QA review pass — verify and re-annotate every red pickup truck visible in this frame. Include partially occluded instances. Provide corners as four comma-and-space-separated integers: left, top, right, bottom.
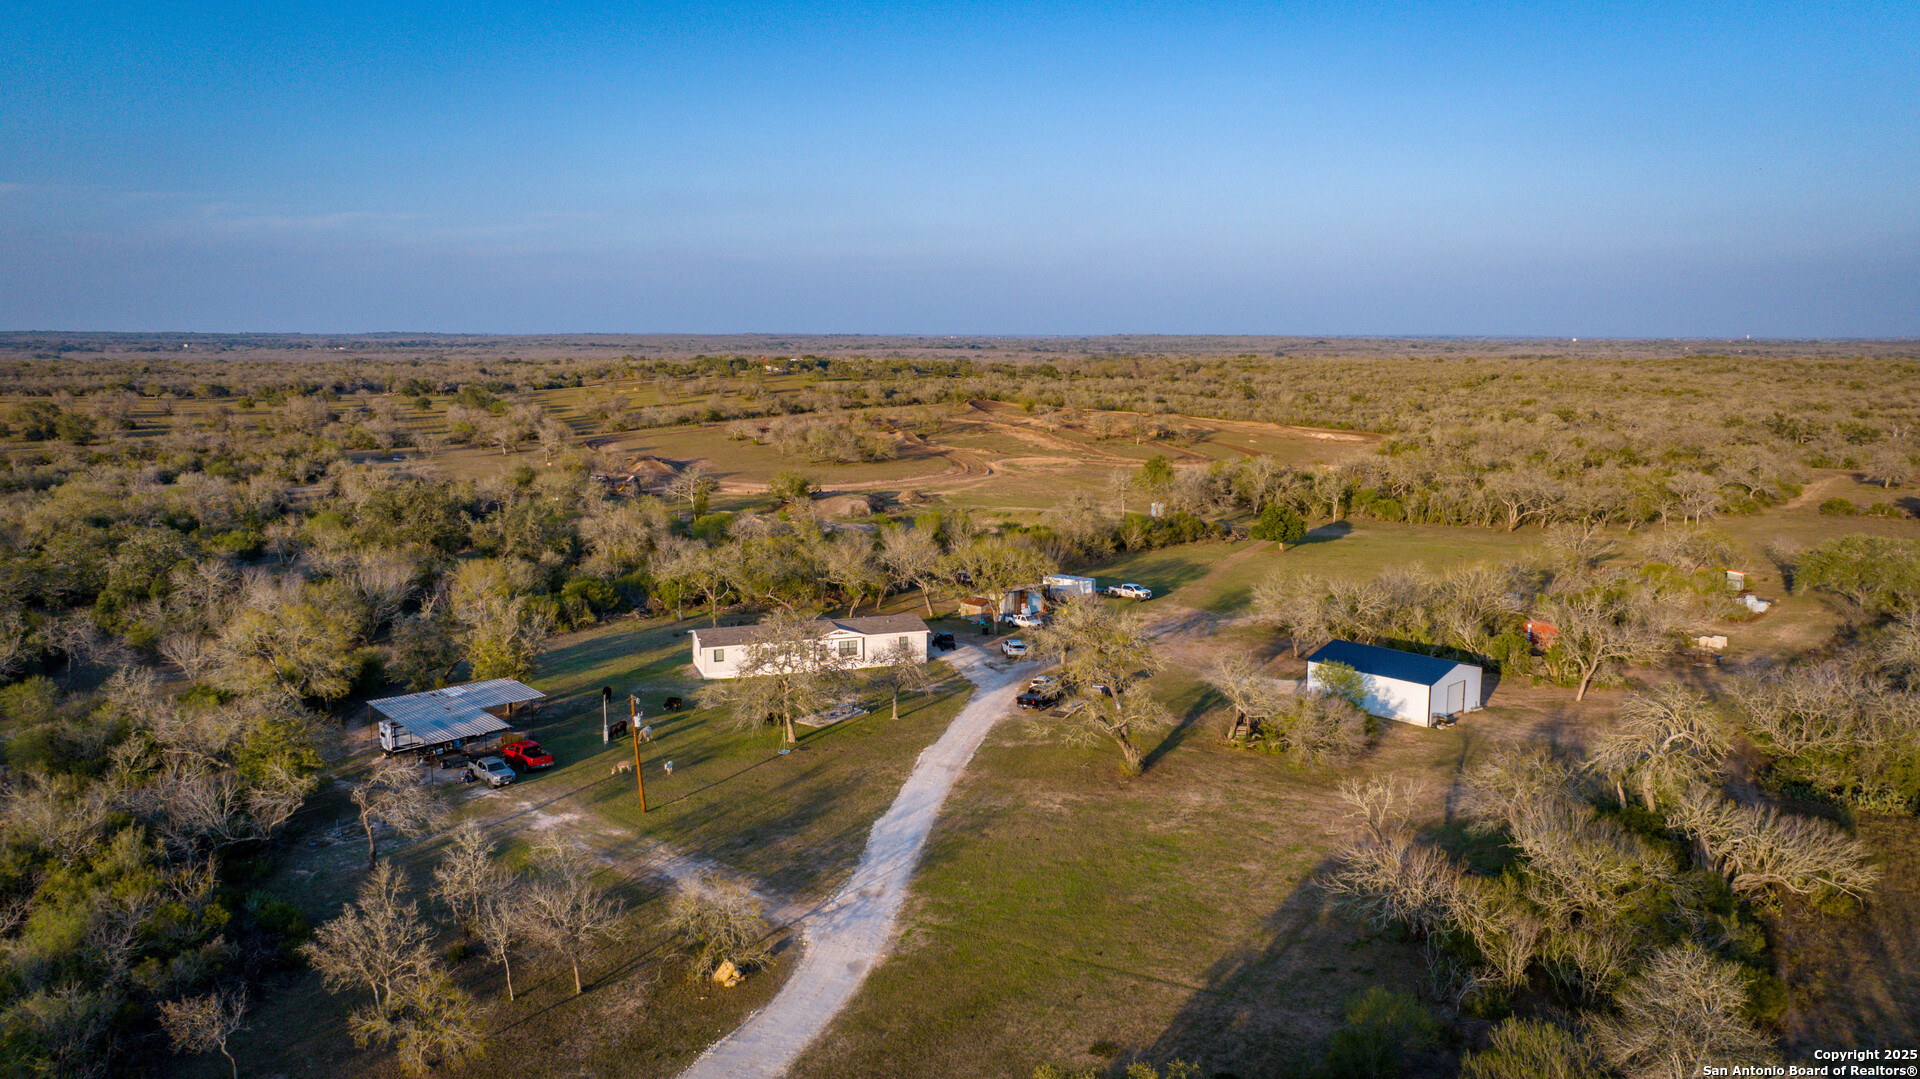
499, 739, 554, 770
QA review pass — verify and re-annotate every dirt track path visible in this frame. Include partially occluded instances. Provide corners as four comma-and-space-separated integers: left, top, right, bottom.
676, 644, 1032, 1079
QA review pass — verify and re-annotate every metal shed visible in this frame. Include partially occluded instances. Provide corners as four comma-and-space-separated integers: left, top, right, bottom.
1306, 640, 1483, 727
368, 678, 546, 753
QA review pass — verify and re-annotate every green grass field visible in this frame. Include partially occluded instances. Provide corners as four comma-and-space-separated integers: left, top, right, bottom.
788, 669, 1475, 1079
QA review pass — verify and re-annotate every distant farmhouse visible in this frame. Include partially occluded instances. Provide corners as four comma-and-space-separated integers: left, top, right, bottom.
1306, 640, 1483, 727
691, 614, 930, 679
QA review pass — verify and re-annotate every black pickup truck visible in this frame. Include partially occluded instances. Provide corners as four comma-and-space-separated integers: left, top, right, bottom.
1015, 688, 1060, 710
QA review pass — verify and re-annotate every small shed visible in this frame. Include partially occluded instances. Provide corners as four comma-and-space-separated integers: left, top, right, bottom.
369, 678, 547, 753
1306, 640, 1483, 727
998, 586, 1045, 617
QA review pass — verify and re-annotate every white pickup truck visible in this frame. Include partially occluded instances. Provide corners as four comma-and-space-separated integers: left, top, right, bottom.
1105, 583, 1153, 599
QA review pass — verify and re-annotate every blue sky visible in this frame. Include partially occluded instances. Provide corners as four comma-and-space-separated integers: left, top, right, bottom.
3, 1, 1915, 335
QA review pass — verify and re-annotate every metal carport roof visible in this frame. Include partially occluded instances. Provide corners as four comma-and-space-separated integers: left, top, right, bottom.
369, 679, 546, 751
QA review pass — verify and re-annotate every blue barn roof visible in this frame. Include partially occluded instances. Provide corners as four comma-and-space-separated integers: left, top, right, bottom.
1306, 640, 1464, 686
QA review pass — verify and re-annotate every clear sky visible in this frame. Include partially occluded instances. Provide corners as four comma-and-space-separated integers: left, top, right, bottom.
3, 1, 1915, 335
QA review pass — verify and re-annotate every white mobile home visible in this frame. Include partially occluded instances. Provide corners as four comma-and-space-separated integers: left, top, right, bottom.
1306, 640, 1483, 727
691, 614, 930, 679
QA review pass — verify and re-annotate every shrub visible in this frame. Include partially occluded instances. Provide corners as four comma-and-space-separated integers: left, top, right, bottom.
1460, 1019, 1601, 1079
1817, 497, 1859, 516
1321, 987, 1438, 1079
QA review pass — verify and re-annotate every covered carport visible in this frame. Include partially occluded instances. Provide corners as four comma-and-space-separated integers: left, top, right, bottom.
367, 678, 546, 754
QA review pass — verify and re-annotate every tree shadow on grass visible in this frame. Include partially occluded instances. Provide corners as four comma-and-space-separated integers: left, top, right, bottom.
1293, 520, 1353, 546
1127, 856, 1449, 1079
1139, 684, 1222, 774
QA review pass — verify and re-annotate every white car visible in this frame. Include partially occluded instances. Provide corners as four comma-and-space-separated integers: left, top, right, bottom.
1028, 673, 1062, 692
1106, 583, 1153, 599
1007, 612, 1045, 629
1000, 638, 1029, 658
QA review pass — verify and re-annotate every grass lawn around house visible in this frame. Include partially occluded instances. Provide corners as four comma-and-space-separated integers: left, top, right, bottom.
787, 668, 1482, 1079
507, 615, 978, 899
216, 610, 980, 1079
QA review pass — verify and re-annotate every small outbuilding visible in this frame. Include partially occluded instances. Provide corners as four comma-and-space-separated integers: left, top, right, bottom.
1306, 640, 1483, 727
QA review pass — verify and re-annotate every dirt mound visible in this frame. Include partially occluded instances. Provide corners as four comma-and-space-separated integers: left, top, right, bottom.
628, 455, 677, 478
813, 493, 876, 518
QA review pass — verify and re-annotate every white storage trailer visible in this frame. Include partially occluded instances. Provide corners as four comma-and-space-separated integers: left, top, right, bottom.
1043, 574, 1097, 599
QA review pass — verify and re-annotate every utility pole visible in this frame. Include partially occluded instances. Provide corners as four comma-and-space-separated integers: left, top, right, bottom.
629, 694, 647, 812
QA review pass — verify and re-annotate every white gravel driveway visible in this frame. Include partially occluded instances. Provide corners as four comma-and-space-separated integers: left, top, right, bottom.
677, 643, 1032, 1079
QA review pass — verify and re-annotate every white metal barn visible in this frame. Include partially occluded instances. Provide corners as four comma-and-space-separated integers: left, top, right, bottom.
691, 613, 930, 679
1305, 640, 1483, 727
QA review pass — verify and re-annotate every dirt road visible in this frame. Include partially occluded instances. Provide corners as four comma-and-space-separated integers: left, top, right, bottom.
676, 644, 1033, 1079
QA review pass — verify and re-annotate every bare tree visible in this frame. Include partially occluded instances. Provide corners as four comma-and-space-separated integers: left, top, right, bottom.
867, 638, 935, 720
1667, 786, 1880, 899
1667, 472, 1724, 525
665, 465, 717, 518
1588, 944, 1776, 1078
1205, 651, 1290, 741
159, 633, 216, 680
1585, 686, 1729, 811
343, 552, 420, 638
698, 609, 854, 743
1277, 690, 1370, 766
303, 861, 438, 1016
822, 531, 883, 616
350, 757, 443, 869
431, 822, 507, 936
880, 526, 945, 617
475, 885, 531, 1000
664, 875, 775, 981
1337, 776, 1421, 844
48, 613, 105, 689
1030, 598, 1172, 774
1542, 589, 1670, 701
523, 842, 625, 995
1251, 572, 1336, 657
159, 986, 248, 1079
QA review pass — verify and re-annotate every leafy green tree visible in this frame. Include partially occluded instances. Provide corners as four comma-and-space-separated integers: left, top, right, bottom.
1797, 535, 1920, 618
766, 470, 813, 507
213, 584, 362, 702
1311, 659, 1365, 712
1249, 503, 1307, 547
1320, 987, 1439, 1079
1137, 454, 1175, 492
461, 594, 553, 683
